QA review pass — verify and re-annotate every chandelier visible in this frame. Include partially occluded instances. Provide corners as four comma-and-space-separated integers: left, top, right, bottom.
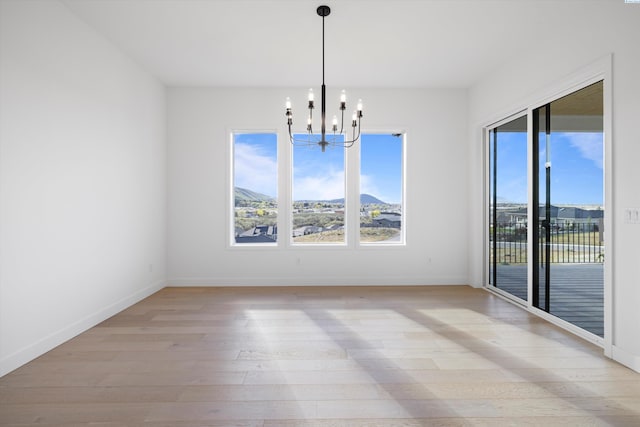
285, 5, 363, 152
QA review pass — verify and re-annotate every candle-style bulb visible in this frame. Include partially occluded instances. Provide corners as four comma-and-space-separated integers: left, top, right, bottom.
357, 99, 363, 112
339, 90, 347, 110
308, 89, 315, 109
285, 97, 291, 109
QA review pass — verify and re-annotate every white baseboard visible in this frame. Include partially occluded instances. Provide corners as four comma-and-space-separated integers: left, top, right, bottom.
612, 345, 640, 373
165, 276, 469, 287
0, 279, 166, 377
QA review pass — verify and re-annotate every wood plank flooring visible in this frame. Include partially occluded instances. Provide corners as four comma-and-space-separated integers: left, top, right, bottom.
1, 286, 639, 426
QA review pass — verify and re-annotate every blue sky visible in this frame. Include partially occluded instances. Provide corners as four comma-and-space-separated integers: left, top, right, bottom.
360, 134, 402, 204
494, 131, 603, 205
293, 136, 345, 201
235, 133, 403, 204
233, 133, 277, 197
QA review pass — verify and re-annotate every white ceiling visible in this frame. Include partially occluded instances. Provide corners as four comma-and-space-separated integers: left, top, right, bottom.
61, 0, 600, 88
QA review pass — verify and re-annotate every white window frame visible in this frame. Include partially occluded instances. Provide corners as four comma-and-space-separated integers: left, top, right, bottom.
358, 132, 407, 247
228, 130, 408, 250
228, 130, 279, 248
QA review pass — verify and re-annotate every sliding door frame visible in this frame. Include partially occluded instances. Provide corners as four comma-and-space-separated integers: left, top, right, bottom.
482, 55, 613, 356
484, 111, 528, 306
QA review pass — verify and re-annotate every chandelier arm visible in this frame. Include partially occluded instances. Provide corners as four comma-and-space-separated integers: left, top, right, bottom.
290, 129, 323, 146
342, 118, 362, 145
354, 118, 362, 141
288, 126, 297, 144
338, 108, 345, 135
323, 133, 343, 144
344, 140, 357, 148
320, 129, 360, 148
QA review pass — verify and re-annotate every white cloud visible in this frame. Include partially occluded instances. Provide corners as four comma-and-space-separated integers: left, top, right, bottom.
565, 132, 603, 169
234, 143, 277, 196
360, 173, 393, 202
293, 169, 344, 200
360, 173, 379, 196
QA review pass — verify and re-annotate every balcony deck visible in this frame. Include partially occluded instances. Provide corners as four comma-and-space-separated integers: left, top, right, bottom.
491, 263, 604, 337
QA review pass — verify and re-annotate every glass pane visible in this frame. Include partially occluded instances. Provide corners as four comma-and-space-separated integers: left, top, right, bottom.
489, 115, 528, 301
292, 135, 345, 244
232, 132, 278, 244
533, 81, 604, 337
360, 133, 403, 244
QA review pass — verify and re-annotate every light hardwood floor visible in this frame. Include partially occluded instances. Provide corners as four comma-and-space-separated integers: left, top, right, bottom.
1, 286, 639, 426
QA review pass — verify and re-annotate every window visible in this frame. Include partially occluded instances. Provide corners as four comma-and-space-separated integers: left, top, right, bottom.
229, 131, 406, 248
291, 135, 345, 244
360, 133, 404, 244
231, 132, 278, 245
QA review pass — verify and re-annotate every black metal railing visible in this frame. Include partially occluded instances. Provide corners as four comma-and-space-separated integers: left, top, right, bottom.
490, 222, 604, 264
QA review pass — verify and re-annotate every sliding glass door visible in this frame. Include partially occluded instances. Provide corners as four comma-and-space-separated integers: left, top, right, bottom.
487, 81, 605, 338
488, 115, 528, 302
532, 81, 604, 337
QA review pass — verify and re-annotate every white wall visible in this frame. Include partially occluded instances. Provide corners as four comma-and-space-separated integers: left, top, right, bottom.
467, 1, 640, 371
167, 87, 468, 286
6, 0, 633, 378
0, 1, 166, 376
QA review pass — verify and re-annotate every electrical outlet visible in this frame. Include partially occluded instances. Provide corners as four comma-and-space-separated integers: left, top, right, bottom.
624, 208, 640, 224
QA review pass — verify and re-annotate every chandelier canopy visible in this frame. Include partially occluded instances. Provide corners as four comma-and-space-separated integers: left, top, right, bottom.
285, 5, 363, 152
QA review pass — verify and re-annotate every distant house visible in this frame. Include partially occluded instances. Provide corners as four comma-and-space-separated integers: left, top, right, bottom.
373, 213, 401, 229
324, 224, 343, 231
495, 205, 604, 228
292, 225, 323, 237
236, 225, 277, 243
557, 207, 603, 223
495, 208, 528, 225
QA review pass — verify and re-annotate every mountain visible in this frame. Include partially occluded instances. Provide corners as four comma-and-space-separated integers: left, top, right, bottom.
234, 187, 275, 202
323, 194, 387, 205
360, 194, 387, 205
237, 187, 387, 205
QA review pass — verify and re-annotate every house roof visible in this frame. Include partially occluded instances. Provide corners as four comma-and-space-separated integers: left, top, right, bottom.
235, 235, 276, 243
375, 214, 402, 223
